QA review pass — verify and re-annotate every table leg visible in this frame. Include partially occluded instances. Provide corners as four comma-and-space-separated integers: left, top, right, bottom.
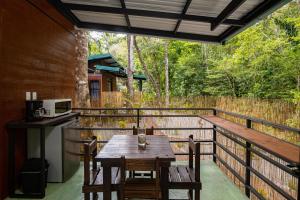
8, 129, 15, 196
40, 128, 45, 197
103, 163, 112, 200
161, 165, 169, 200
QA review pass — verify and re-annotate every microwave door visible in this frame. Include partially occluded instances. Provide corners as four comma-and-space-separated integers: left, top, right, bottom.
55, 101, 71, 115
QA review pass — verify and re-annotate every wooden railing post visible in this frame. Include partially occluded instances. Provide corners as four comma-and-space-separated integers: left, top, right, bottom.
245, 119, 252, 197
297, 167, 300, 200
213, 109, 217, 163
137, 108, 140, 128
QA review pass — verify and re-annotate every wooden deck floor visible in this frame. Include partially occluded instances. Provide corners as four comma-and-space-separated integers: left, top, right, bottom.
6, 161, 248, 200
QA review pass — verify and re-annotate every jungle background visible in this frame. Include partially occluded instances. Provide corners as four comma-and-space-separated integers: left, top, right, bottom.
81, 2, 300, 199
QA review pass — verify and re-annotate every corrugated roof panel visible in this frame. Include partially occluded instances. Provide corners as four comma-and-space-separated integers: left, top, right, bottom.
229, 0, 264, 19
61, 0, 121, 8
72, 11, 127, 26
178, 21, 229, 36
129, 16, 177, 31
187, 0, 231, 17
125, 0, 186, 14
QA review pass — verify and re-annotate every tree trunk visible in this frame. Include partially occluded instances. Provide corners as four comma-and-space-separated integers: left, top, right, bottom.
74, 30, 90, 108
133, 36, 161, 100
127, 34, 134, 100
164, 41, 170, 106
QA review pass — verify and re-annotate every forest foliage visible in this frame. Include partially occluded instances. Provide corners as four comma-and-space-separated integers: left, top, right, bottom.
88, 2, 300, 102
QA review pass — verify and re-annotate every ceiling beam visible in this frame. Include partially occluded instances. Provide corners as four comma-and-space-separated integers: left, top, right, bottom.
48, 0, 81, 24
174, 0, 192, 33
77, 22, 220, 43
211, 0, 247, 31
119, 0, 131, 29
63, 3, 244, 27
219, 0, 289, 42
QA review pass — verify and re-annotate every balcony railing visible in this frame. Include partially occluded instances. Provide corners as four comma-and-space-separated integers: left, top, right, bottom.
69, 107, 300, 200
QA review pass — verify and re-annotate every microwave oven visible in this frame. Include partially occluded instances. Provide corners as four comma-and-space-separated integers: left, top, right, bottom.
43, 99, 72, 118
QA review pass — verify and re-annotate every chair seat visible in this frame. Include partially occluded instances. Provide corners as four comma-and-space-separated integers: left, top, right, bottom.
168, 166, 202, 189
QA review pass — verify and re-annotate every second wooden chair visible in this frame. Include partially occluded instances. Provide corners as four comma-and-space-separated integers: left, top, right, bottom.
168, 135, 202, 200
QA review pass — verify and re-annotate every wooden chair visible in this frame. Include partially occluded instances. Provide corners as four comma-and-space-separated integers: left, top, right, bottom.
132, 126, 154, 178
133, 126, 154, 135
125, 157, 161, 199
168, 135, 202, 200
82, 136, 126, 200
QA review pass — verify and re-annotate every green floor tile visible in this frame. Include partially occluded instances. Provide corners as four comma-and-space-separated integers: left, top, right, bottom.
6, 160, 248, 200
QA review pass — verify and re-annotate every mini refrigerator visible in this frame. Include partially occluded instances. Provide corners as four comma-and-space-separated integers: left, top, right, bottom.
27, 119, 80, 182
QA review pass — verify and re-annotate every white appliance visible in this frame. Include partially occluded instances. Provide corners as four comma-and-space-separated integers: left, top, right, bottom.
27, 120, 80, 182
43, 99, 72, 118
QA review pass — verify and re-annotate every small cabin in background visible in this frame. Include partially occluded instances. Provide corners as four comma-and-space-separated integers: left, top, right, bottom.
88, 53, 146, 106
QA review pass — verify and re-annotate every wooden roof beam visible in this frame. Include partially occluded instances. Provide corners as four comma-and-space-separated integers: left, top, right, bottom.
211, 0, 247, 31
119, 0, 131, 29
174, 0, 192, 33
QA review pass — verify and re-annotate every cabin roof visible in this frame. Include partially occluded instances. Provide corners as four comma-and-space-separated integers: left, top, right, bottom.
88, 54, 147, 80
88, 53, 123, 69
49, 0, 291, 43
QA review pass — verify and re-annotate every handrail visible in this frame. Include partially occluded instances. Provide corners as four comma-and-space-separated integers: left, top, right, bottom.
215, 108, 300, 133
70, 107, 299, 200
73, 107, 215, 111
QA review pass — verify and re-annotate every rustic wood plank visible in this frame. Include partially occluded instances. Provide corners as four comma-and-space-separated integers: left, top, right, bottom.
96, 135, 175, 162
177, 166, 191, 183
169, 166, 181, 183
200, 115, 300, 165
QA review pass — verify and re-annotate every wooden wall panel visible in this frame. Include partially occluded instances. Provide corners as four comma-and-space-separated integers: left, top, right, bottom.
0, 0, 77, 199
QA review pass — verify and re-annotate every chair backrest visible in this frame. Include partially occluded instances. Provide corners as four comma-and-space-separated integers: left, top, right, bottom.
83, 136, 126, 186
83, 136, 98, 185
188, 135, 200, 182
133, 126, 154, 135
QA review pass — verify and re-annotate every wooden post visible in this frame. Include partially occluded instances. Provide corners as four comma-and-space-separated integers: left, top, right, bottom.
138, 80, 143, 92
245, 119, 252, 198
213, 125, 217, 163
213, 109, 217, 163
137, 108, 140, 128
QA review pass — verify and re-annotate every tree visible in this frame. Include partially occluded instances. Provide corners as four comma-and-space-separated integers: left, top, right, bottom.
133, 36, 162, 100
164, 40, 170, 106
127, 34, 134, 99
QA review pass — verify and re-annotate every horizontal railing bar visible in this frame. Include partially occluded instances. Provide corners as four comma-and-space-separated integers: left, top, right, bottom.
245, 185, 266, 200
73, 107, 215, 111
215, 108, 300, 133
73, 107, 299, 133
216, 129, 299, 175
249, 147, 298, 177
216, 141, 296, 200
66, 127, 213, 131
170, 140, 213, 143
79, 114, 200, 118
215, 141, 246, 165
154, 127, 213, 130
215, 129, 246, 147
215, 127, 296, 165
249, 167, 296, 200
67, 139, 213, 144
175, 152, 213, 155
215, 154, 245, 183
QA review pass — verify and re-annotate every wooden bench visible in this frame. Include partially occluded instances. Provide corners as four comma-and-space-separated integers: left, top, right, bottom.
200, 115, 300, 165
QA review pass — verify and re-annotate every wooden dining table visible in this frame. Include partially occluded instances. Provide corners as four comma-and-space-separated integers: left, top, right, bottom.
96, 135, 176, 200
